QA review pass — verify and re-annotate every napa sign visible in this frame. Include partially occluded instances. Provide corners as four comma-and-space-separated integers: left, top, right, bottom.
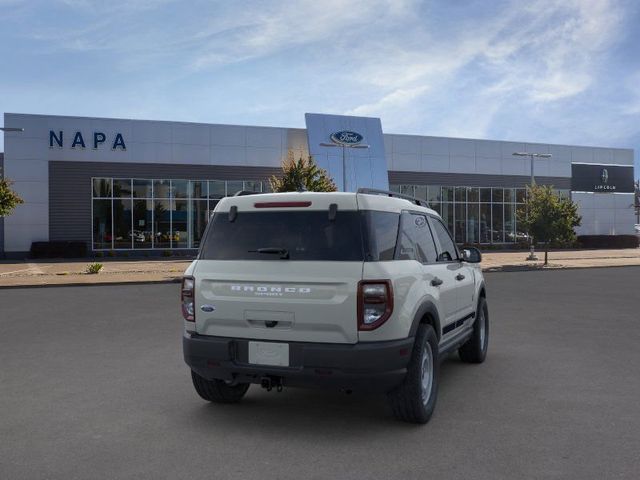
49, 130, 127, 150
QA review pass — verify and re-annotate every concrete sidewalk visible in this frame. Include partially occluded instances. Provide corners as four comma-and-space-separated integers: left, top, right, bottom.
1, 249, 639, 287
0, 259, 191, 287
481, 248, 640, 271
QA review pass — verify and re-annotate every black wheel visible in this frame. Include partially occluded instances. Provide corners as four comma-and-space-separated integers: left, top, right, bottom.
387, 324, 439, 424
459, 297, 489, 363
190, 370, 250, 403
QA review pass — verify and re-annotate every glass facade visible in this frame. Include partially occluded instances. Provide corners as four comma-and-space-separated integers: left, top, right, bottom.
91, 178, 266, 250
92, 177, 570, 249
391, 184, 570, 244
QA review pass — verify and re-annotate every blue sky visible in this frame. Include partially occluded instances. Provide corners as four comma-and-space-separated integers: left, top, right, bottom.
1, 0, 639, 179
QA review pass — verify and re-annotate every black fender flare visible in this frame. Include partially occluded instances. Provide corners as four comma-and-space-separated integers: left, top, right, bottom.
477, 280, 487, 301
408, 301, 442, 340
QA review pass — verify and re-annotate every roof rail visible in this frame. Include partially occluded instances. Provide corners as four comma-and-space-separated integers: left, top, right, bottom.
233, 190, 259, 196
357, 188, 430, 208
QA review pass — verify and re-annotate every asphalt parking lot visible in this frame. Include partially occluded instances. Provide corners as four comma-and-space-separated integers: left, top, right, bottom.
1, 267, 639, 480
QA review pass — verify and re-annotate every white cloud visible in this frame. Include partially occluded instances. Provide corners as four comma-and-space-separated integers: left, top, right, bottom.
345, 85, 429, 116
483, 0, 623, 102
346, 0, 627, 138
2, 0, 636, 157
189, 0, 420, 70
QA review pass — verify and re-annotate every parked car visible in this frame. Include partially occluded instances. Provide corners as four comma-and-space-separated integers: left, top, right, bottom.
507, 231, 530, 242
181, 189, 488, 423
128, 230, 146, 242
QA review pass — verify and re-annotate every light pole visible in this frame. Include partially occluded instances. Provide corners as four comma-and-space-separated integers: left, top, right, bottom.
320, 142, 370, 191
512, 151, 552, 261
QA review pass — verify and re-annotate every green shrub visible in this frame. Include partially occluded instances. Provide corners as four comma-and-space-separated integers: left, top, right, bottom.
0, 177, 24, 217
86, 263, 103, 274
162, 250, 172, 257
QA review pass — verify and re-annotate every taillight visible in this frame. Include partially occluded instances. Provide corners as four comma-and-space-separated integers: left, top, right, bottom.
358, 280, 393, 331
181, 276, 195, 322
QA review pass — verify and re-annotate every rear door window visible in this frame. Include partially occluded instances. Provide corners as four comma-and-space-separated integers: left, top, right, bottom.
200, 210, 364, 261
360, 211, 400, 261
430, 218, 458, 262
396, 212, 438, 263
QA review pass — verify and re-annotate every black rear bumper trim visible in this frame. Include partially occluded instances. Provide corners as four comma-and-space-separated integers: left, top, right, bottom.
183, 333, 414, 392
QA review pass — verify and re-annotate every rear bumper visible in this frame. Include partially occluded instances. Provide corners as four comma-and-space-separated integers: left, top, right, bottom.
183, 332, 414, 392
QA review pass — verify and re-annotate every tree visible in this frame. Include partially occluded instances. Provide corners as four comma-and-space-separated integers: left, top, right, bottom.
0, 178, 24, 217
269, 152, 337, 193
517, 185, 581, 265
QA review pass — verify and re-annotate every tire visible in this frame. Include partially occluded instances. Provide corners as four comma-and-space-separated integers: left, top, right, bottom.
190, 370, 250, 404
387, 324, 439, 424
458, 297, 489, 364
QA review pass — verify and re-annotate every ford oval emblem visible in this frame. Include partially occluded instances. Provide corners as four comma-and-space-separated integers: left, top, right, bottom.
200, 305, 215, 312
330, 130, 363, 146
414, 216, 427, 228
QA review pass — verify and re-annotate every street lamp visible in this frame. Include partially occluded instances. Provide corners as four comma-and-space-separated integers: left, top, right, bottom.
512, 151, 553, 261
320, 142, 370, 191
512, 151, 552, 186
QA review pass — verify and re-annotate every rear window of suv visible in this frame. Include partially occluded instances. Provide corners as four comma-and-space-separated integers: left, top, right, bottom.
199, 210, 401, 262
200, 211, 365, 261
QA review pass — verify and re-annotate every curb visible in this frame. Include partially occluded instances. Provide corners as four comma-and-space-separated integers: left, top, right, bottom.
482, 263, 640, 273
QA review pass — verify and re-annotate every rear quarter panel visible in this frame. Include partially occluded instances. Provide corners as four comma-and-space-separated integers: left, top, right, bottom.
359, 260, 444, 342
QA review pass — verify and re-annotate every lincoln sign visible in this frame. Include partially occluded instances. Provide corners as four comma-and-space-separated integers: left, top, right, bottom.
571, 163, 634, 193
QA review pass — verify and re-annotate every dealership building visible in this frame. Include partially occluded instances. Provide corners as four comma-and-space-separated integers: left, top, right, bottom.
0, 112, 636, 258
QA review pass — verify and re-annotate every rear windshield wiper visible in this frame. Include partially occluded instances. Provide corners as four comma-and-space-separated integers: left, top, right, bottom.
248, 247, 290, 259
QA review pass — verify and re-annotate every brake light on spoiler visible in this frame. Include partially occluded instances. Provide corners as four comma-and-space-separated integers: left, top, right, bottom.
254, 201, 312, 208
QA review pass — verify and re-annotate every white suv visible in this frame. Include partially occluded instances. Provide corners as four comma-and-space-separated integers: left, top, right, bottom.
182, 189, 488, 423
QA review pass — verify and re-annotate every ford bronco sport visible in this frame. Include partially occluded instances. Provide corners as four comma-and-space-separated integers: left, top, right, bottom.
182, 189, 488, 423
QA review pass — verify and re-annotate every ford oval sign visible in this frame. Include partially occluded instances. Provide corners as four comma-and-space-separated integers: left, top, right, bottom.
330, 130, 364, 146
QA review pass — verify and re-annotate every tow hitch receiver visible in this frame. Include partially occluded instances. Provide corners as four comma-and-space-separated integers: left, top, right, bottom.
260, 376, 284, 392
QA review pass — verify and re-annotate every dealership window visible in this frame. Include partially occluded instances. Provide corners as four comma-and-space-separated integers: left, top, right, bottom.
133, 200, 153, 249
154, 200, 171, 249
390, 184, 539, 244
92, 199, 112, 249
113, 198, 133, 249
93, 178, 112, 197
91, 178, 268, 250
226, 181, 243, 195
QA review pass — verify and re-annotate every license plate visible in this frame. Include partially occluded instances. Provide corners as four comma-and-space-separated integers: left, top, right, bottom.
248, 341, 289, 367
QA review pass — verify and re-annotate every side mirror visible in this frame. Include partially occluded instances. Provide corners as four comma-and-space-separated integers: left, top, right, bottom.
462, 247, 482, 263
